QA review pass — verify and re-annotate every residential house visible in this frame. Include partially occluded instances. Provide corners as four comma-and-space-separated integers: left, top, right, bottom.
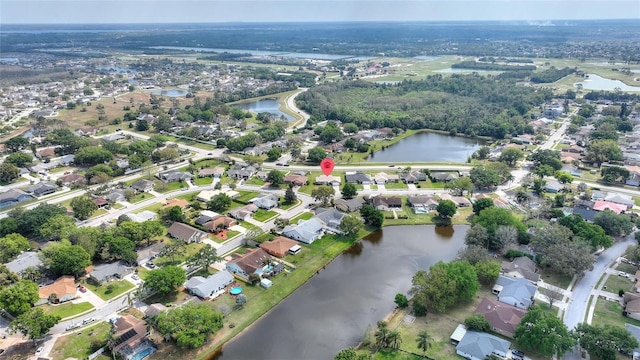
439, 193, 472, 207
6, 251, 43, 276
260, 237, 298, 258
60, 173, 87, 186
131, 179, 155, 193
591, 190, 634, 208
111, 315, 156, 360
144, 303, 168, 318
315, 208, 346, 233
251, 193, 279, 210
92, 197, 109, 208
156, 170, 193, 183
593, 200, 626, 214
202, 216, 237, 232
228, 204, 258, 221
74, 127, 98, 137
474, 297, 526, 338
128, 211, 158, 223
314, 174, 341, 186
544, 179, 565, 193
36, 147, 56, 159
571, 207, 599, 222
282, 218, 324, 244
136, 242, 165, 266
27, 181, 57, 197
283, 173, 307, 186
167, 222, 208, 244
226, 164, 257, 180
407, 195, 439, 214
101, 133, 125, 142
105, 189, 127, 203
345, 172, 371, 184
492, 275, 537, 310
198, 167, 225, 178
501, 256, 540, 283
370, 195, 402, 211
334, 197, 366, 212
401, 171, 427, 184
225, 248, 272, 280
184, 271, 234, 299
254, 170, 270, 181
89, 261, 133, 283
453, 326, 511, 360
431, 172, 457, 182
195, 210, 221, 226
624, 293, 640, 321
36, 275, 76, 305
0, 189, 34, 208
195, 189, 239, 202
373, 172, 399, 185
163, 198, 189, 210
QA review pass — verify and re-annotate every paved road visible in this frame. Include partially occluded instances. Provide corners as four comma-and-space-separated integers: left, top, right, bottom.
284, 88, 309, 131
561, 233, 635, 360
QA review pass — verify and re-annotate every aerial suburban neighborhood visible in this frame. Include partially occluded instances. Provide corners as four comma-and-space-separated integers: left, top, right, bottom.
0, 13, 640, 360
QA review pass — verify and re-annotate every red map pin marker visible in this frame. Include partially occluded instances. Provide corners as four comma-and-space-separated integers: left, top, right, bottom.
320, 158, 335, 176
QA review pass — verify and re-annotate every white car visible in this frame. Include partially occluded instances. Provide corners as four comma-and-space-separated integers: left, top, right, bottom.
619, 272, 630, 278
35, 346, 43, 355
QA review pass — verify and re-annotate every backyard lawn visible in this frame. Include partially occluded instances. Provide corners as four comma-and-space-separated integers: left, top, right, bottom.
279, 198, 301, 210
253, 209, 278, 222
537, 268, 573, 289
42, 302, 94, 320
245, 177, 265, 186
49, 321, 111, 360
593, 298, 640, 329
84, 280, 135, 301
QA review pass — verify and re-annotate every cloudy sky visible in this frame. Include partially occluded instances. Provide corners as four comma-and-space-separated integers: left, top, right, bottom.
1, 0, 638, 24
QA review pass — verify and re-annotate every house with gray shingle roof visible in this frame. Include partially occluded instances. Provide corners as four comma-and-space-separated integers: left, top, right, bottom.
6, 251, 42, 276
0, 189, 34, 208
156, 170, 193, 183
455, 328, 511, 360
185, 271, 234, 299
167, 222, 208, 243
345, 172, 371, 184
282, 218, 324, 244
493, 275, 537, 310
314, 208, 346, 233
89, 261, 133, 283
501, 256, 540, 284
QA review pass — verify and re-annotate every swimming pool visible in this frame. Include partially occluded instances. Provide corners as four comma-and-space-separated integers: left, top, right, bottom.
230, 286, 242, 295
131, 346, 155, 360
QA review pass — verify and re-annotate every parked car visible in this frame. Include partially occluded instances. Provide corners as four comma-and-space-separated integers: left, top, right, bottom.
78, 286, 87, 293
511, 349, 524, 359
619, 271, 630, 278
35, 346, 43, 355
82, 317, 95, 325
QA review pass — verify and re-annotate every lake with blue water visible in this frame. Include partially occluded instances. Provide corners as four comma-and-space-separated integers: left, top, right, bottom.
574, 74, 640, 92
151, 89, 189, 97
369, 132, 481, 163
235, 99, 294, 121
211, 225, 467, 360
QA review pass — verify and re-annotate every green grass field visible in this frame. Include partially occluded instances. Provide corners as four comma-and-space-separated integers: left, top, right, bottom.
84, 280, 135, 301
49, 322, 111, 360
289, 212, 313, 224
253, 209, 279, 222
41, 301, 94, 319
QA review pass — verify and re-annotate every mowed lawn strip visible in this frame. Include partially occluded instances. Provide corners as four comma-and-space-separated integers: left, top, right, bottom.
42, 302, 94, 319
50, 321, 111, 360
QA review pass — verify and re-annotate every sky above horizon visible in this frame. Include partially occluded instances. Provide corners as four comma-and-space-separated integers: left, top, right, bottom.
2, 0, 639, 24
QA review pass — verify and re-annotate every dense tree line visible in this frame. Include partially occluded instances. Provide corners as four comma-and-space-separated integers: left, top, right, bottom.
297, 75, 553, 138
584, 90, 640, 102
529, 66, 576, 83
451, 60, 536, 71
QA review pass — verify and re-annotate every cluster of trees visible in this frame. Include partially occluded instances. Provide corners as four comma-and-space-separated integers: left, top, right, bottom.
469, 162, 513, 189
529, 66, 576, 83
409, 260, 479, 314
451, 60, 536, 71
153, 302, 224, 348
297, 75, 553, 139
360, 204, 384, 228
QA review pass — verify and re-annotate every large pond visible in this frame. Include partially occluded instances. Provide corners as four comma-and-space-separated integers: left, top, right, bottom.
235, 99, 295, 121
574, 74, 640, 92
370, 132, 482, 163
212, 225, 468, 360
151, 89, 189, 97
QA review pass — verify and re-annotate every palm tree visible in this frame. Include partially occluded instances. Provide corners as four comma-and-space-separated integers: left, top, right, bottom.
388, 330, 402, 349
106, 326, 117, 360
374, 327, 390, 349
416, 330, 432, 358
